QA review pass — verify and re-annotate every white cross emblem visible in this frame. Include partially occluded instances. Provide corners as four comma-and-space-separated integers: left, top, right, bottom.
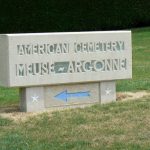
105, 88, 111, 95
31, 94, 39, 102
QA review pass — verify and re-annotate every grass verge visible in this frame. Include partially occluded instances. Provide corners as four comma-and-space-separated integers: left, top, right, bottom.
0, 96, 150, 150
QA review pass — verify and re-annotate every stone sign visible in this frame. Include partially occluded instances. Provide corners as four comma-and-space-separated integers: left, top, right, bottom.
0, 31, 132, 112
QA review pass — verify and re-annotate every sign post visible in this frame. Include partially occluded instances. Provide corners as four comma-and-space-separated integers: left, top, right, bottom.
0, 31, 132, 112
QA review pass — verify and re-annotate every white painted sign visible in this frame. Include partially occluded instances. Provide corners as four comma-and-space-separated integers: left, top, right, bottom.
0, 31, 132, 87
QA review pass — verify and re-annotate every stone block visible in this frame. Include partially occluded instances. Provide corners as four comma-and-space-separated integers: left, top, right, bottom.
100, 81, 116, 104
20, 87, 45, 112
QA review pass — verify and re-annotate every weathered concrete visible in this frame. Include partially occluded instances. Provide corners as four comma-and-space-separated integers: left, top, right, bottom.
100, 81, 116, 104
20, 82, 117, 112
45, 83, 99, 107
0, 31, 132, 112
20, 87, 45, 112
0, 31, 132, 87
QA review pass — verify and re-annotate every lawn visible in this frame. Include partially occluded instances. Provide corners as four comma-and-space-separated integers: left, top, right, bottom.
0, 96, 150, 150
117, 27, 150, 91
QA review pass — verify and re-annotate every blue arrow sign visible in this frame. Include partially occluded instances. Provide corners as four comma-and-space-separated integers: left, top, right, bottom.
55, 90, 90, 102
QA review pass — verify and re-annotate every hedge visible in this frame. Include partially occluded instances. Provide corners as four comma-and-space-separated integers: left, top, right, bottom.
0, 0, 150, 33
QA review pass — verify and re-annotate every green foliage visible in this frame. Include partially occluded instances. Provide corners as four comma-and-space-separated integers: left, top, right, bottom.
0, 0, 150, 33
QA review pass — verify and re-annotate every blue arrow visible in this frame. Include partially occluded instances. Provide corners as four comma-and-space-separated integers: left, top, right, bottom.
55, 90, 90, 102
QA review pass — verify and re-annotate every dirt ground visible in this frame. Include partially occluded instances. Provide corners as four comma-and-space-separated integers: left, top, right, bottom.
0, 91, 150, 122
117, 91, 150, 101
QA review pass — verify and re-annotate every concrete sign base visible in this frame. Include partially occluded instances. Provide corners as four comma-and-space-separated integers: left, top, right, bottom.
100, 81, 116, 104
20, 81, 116, 112
20, 87, 45, 112
0, 31, 132, 112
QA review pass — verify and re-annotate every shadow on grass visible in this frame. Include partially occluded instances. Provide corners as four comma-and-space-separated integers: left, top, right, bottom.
0, 105, 20, 113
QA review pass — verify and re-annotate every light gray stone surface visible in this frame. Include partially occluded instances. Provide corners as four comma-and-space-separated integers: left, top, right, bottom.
0, 35, 9, 86
100, 81, 116, 104
44, 83, 99, 107
20, 87, 45, 112
0, 31, 132, 112
0, 31, 132, 87
20, 82, 117, 112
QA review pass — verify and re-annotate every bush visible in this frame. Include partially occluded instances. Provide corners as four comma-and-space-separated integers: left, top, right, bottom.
0, 0, 150, 33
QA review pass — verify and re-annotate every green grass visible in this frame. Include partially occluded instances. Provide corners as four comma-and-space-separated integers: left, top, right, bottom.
0, 87, 18, 107
0, 96, 150, 150
117, 27, 150, 91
